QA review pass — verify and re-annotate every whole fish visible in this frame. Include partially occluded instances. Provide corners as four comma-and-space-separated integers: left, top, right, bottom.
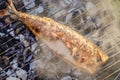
8, 0, 109, 74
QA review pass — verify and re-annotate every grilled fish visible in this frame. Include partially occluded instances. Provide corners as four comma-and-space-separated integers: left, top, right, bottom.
8, 0, 109, 74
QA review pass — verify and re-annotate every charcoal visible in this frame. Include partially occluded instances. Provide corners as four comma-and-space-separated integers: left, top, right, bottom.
34, 77, 44, 80
23, 49, 33, 63
9, 14, 18, 21
22, 0, 35, 10
0, 0, 7, 10
6, 69, 17, 77
10, 58, 18, 70
15, 25, 25, 35
7, 27, 13, 33
5, 17, 11, 24
31, 43, 38, 51
24, 54, 33, 63
0, 67, 6, 78
95, 41, 102, 46
61, 76, 72, 80
17, 56, 24, 67
13, 0, 26, 12
16, 42, 25, 50
18, 63, 22, 68
12, 38, 20, 44
18, 34, 25, 41
0, 3, 37, 79
11, 62, 18, 70
0, 36, 7, 44
0, 56, 4, 65
6, 76, 20, 80
86, 2, 97, 17
0, 21, 5, 30
2, 56, 10, 65
91, 17, 102, 29
0, 44, 9, 53
4, 34, 12, 40
0, 27, 7, 34
0, 72, 6, 79
28, 69, 35, 80
23, 28, 36, 43
16, 68, 27, 80
23, 40, 30, 47
0, 33, 5, 38
10, 57, 17, 65
0, 63, 6, 70
11, 21, 22, 30
6, 69, 13, 76
6, 40, 18, 48
5, 48, 16, 57
29, 61, 36, 71
22, 63, 30, 71
35, 0, 43, 7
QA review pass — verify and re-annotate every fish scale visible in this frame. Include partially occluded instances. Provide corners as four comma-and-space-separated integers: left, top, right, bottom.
8, 0, 109, 74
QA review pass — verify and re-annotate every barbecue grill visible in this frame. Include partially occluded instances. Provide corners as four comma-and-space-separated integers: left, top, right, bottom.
0, 0, 120, 80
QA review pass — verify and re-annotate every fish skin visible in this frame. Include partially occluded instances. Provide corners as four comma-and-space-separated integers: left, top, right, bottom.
8, 0, 109, 74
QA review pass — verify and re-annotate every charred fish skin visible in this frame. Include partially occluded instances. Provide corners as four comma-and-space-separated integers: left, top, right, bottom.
8, 0, 109, 74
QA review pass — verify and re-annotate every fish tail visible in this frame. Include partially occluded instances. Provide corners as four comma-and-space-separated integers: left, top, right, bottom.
8, 0, 18, 14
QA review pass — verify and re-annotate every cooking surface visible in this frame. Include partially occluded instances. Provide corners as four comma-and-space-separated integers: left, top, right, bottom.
0, 0, 120, 80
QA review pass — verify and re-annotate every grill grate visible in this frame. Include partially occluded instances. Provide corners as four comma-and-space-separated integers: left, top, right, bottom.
0, 1, 37, 79
0, 0, 120, 80
0, 20, 37, 80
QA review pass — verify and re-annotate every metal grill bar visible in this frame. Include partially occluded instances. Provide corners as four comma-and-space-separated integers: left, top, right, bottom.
72, 2, 101, 21
0, 19, 34, 80
0, 29, 25, 47
99, 55, 119, 71
42, 1, 119, 79
1, 60, 33, 80
42, 0, 120, 80
0, 1, 37, 80
50, 3, 73, 17
75, 14, 113, 29
102, 68, 120, 80
0, 40, 24, 55
96, 59, 120, 76
114, 72, 120, 80
0, 42, 34, 72
0, 0, 120, 80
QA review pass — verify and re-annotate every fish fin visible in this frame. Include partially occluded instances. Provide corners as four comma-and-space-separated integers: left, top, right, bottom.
8, 0, 18, 14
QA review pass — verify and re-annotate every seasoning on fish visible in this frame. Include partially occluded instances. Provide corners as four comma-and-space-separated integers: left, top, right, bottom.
8, 0, 109, 74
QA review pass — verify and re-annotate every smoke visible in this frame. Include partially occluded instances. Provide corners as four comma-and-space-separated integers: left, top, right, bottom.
33, 0, 120, 79
102, 0, 120, 29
